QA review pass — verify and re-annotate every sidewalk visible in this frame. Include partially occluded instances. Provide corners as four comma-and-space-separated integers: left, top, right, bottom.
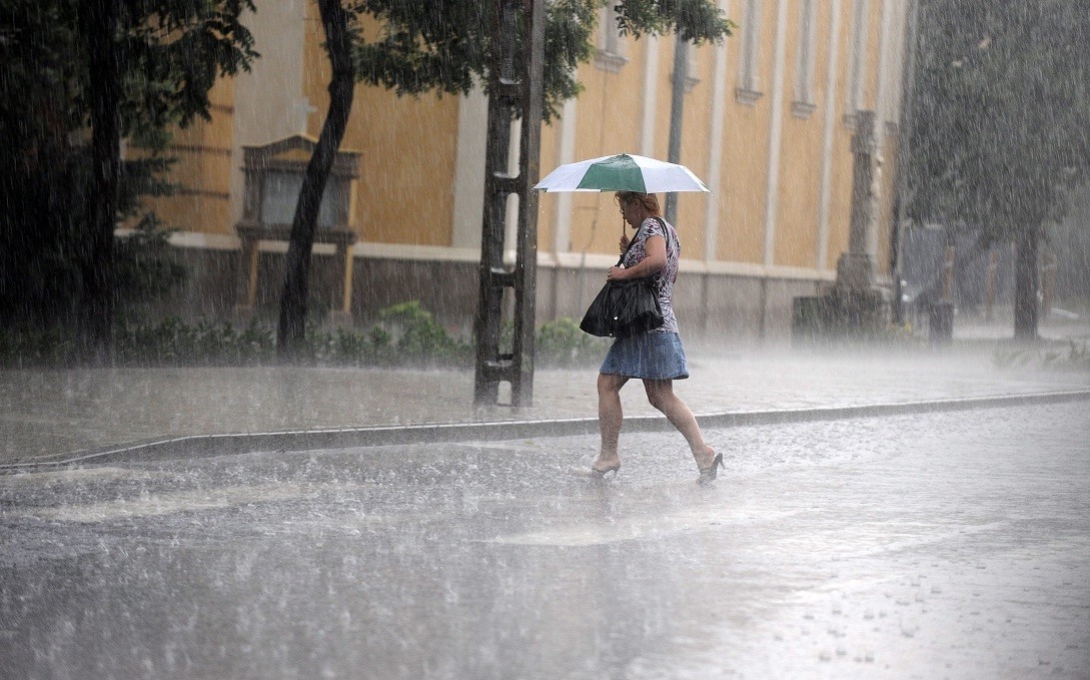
2, 317, 1088, 466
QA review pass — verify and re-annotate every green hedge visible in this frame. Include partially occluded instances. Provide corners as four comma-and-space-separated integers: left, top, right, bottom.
0, 302, 609, 369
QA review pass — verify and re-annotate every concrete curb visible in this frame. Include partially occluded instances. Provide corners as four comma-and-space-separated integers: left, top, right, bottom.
4, 390, 1089, 472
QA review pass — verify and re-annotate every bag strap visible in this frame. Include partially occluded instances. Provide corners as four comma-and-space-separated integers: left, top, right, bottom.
650, 216, 678, 260
616, 222, 643, 267
621, 216, 671, 274
617, 216, 676, 287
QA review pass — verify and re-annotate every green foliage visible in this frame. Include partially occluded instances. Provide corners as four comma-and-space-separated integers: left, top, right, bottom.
114, 0, 258, 133
907, 0, 1090, 240
348, 0, 734, 120
535, 317, 611, 368
906, 0, 1090, 338
1, 1, 88, 327
114, 214, 188, 308
114, 317, 276, 366
993, 340, 1090, 371
0, 327, 81, 368
0, 304, 611, 370
0, 0, 258, 331
376, 301, 472, 365
614, 0, 736, 44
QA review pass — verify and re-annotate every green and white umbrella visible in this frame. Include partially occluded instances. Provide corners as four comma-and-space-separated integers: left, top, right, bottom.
534, 153, 709, 193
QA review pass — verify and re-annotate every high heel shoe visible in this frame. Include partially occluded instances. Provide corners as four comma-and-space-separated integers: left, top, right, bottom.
570, 461, 621, 479
590, 461, 621, 479
697, 452, 724, 485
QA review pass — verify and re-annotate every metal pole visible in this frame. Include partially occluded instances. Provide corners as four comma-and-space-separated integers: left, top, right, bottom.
665, 35, 688, 225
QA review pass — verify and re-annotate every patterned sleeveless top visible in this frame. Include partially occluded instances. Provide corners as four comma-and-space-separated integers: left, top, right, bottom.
621, 216, 681, 334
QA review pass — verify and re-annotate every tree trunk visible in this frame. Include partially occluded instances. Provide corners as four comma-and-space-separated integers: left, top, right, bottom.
276, 0, 355, 359
1014, 225, 1040, 341
81, 0, 121, 362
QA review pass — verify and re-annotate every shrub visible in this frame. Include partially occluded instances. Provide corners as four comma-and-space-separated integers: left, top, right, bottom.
0, 303, 607, 370
376, 301, 472, 366
0, 326, 79, 367
115, 317, 275, 366
536, 317, 609, 368
993, 340, 1090, 371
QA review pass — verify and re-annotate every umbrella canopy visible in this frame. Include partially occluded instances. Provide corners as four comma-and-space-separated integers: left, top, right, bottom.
534, 153, 710, 193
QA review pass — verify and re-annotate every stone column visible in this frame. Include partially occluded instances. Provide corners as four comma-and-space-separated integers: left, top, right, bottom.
819, 109, 890, 339
836, 110, 881, 293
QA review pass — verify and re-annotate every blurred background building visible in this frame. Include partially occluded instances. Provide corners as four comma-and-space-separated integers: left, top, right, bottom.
140, 0, 913, 342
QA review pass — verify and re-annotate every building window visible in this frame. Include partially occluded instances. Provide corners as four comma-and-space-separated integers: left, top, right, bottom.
843, 0, 869, 127
595, 1, 628, 73
261, 171, 347, 229
792, 0, 818, 118
735, 0, 763, 105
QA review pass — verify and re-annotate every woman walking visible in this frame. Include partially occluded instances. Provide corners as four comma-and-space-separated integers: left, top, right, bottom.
588, 191, 722, 483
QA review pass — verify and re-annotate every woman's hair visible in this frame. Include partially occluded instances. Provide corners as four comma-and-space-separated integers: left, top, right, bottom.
615, 191, 662, 217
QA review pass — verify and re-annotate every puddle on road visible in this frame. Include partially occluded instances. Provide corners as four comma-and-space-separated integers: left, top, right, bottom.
2, 481, 372, 524
484, 508, 805, 547
0, 466, 165, 486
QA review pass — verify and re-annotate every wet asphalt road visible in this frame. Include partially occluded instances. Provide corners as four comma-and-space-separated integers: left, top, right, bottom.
1, 402, 1088, 679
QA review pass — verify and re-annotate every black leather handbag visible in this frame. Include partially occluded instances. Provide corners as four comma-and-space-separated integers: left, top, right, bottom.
580, 223, 665, 338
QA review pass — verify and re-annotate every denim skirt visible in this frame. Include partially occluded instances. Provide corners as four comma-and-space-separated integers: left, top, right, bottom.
599, 332, 689, 380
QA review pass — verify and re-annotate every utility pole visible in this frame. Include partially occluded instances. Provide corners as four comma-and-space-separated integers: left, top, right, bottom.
473, 0, 546, 408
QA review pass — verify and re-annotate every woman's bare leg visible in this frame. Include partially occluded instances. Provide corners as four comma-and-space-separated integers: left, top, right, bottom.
595, 373, 629, 469
643, 379, 716, 469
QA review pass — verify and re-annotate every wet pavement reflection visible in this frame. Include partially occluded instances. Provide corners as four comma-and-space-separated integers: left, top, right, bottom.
1, 403, 1088, 678
3, 347, 1089, 464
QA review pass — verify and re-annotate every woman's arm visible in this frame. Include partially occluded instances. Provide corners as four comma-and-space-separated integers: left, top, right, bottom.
607, 234, 666, 281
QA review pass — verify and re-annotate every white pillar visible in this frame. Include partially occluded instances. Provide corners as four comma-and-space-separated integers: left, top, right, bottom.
817, 0, 844, 270
552, 97, 578, 254
875, 0, 895, 130
639, 36, 660, 157
703, 0, 731, 262
762, 0, 790, 268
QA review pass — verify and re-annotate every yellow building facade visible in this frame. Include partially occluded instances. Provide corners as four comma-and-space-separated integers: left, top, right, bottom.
147, 0, 911, 342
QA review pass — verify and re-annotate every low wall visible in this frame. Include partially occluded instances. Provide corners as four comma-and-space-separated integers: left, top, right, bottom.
141, 241, 826, 344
